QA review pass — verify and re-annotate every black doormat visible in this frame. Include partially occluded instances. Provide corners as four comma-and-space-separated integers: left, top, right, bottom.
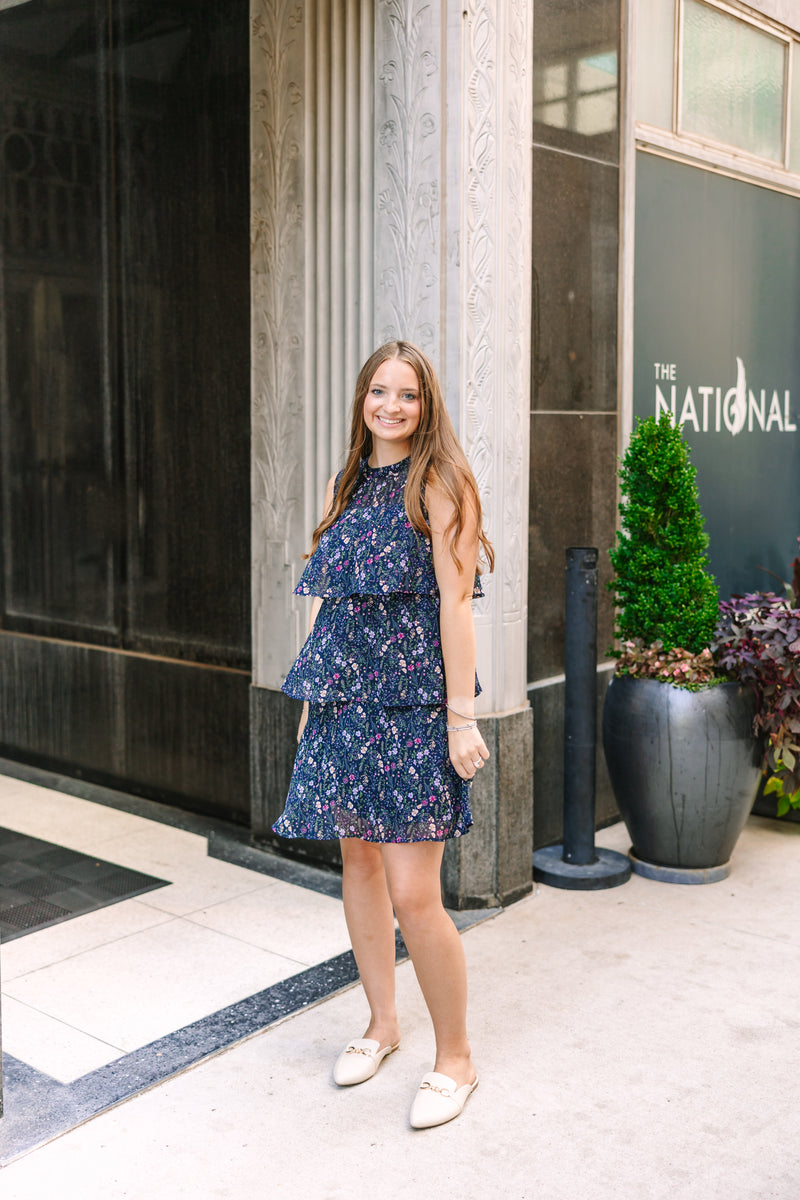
0, 827, 169, 941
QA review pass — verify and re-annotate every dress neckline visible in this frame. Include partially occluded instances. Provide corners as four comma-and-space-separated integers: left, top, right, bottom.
362, 455, 410, 476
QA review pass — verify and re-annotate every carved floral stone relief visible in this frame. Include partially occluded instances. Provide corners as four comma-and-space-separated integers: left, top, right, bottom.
462, 2, 497, 541
461, 0, 532, 708
250, 0, 306, 683
500, 0, 532, 625
374, 0, 441, 350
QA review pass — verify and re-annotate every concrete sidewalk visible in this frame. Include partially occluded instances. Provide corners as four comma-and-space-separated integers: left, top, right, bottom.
1, 772, 799, 1199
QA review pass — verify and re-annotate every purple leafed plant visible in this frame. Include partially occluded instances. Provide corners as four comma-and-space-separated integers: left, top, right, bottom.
712, 592, 800, 814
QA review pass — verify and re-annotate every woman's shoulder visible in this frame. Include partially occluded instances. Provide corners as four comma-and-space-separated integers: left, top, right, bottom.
423, 468, 477, 528
295, 460, 438, 598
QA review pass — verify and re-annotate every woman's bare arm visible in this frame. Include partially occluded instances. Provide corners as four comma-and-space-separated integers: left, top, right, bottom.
296, 474, 336, 742
427, 483, 490, 779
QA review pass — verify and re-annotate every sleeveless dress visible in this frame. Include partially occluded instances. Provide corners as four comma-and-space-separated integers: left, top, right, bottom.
271, 456, 482, 843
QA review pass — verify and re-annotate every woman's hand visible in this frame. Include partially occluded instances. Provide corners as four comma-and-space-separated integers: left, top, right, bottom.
297, 701, 309, 744
447, 724, 490, 781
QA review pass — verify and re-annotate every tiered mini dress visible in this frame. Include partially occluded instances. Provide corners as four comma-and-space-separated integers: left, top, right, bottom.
271, 456, 481, 843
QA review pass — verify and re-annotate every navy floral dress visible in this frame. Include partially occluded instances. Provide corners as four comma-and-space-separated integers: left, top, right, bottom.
271, 456, 482, 843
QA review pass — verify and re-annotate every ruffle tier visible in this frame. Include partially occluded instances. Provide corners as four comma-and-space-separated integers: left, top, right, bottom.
282, 593, 482, 706
294, 459, 482, 600
272, 700, 472, 842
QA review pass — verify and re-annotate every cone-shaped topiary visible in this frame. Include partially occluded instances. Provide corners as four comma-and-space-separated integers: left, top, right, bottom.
609, 414, 719, 655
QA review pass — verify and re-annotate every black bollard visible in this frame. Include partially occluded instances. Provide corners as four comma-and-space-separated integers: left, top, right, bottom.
563, 547, 599, 866
532, 548, 631, 890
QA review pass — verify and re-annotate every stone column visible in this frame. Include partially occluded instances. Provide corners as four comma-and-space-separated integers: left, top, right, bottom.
439, 1, 534, 908
249, 0, 310, 857
250, 0, 534, 905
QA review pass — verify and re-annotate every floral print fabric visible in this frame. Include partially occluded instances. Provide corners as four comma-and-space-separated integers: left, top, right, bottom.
274, 701, 471, 842
272, 456, 477, 843
282, 593, 447, 706
295, 458, 482, 601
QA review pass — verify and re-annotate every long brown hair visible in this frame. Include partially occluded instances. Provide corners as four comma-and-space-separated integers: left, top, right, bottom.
307, 341, 494, 574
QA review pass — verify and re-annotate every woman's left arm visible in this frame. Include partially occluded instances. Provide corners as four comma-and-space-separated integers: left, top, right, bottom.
427, 484, 490, 781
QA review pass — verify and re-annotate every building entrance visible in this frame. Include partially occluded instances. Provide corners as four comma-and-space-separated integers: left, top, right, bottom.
0, 0, 251, 821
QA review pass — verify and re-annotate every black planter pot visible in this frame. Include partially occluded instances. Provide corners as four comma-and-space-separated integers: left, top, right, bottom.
602, 676, 761, 883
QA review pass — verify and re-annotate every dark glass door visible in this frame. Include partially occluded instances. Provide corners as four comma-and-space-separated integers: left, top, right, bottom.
115, 1, 250, 666
0, 1, 115, 637
0, 0, 251, 820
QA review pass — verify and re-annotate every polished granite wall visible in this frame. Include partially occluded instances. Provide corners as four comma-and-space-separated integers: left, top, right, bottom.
529, 0, 622, 844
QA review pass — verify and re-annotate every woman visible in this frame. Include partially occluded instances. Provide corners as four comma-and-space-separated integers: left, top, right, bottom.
272, 340, 493, 1129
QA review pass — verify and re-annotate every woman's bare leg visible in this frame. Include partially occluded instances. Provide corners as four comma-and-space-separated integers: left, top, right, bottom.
381, 842, 476, 1087
339, 837, 401, 1049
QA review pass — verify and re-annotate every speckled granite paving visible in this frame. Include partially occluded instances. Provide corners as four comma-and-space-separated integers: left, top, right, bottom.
0, 762, 496, 1165
0, 938, 380, 1163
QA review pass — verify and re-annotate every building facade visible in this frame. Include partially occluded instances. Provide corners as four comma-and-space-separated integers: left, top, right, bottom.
0, 0, 797, 907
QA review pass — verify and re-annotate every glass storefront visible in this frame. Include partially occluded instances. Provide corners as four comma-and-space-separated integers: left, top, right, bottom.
0, 0, 250, 665
0, 0, 251, 816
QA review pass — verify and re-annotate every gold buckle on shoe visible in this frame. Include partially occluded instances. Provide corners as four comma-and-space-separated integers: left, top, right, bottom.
419, 1081, 452, 1097
346, 1046, 372, 1056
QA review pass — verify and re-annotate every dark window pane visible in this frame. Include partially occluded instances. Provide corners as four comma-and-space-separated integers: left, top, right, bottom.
533, 0, 620, 163
0, 6, 115, 632
532, 148, 619, 413
116, 3, 250, 664
0, 1, 250, 665
528, 413, 618, 681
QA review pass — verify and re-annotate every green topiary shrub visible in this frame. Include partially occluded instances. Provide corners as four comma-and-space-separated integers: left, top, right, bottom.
609, 414, 719, 655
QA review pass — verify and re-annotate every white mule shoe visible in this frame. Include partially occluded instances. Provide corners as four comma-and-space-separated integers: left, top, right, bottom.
409, 1072, 479, 1129
333, 1038, 400, 1086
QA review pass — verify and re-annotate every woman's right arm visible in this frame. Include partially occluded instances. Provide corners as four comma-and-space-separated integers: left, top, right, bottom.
297, 474, 337, 743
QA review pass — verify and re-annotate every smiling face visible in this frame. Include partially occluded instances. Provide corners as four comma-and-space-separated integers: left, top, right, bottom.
362, 356, 421, 464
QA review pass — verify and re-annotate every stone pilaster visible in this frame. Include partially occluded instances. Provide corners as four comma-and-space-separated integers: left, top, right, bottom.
250, 0, 307, 692
250, 1, 534, 904
372, 0, 442, 352
442, 0, 534, 905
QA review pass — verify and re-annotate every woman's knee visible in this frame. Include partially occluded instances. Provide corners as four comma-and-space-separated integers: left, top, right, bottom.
340, 837, 385, 885
387, 878, 444, 931
381, 843, 446, 929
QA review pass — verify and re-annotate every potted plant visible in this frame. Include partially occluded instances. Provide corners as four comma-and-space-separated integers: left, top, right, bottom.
713, 583, 800, 819
602, 414, 762, 883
